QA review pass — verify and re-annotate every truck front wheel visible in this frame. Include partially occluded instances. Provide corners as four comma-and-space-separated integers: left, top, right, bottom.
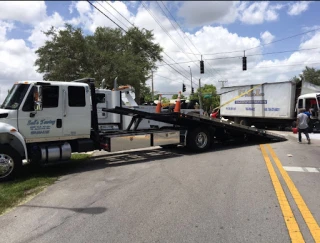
187, 128, 211, 152
0, 145, 22, 182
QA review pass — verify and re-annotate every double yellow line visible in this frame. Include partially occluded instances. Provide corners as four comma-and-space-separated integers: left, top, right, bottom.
260, 144, 320, 243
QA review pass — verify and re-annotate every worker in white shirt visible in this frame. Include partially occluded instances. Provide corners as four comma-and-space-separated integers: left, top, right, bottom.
296, 108, 311, 144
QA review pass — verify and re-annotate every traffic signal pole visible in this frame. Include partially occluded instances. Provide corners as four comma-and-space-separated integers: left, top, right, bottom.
198, 78, 203, 111
151, 70, 154, 101
188, 66, 193, 94
199, 55, 203, 111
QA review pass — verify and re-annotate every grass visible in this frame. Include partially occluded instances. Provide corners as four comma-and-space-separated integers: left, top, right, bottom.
0, 153, 92, 215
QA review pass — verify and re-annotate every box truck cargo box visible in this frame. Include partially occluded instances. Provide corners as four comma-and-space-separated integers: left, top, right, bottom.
220, 81, 296, 119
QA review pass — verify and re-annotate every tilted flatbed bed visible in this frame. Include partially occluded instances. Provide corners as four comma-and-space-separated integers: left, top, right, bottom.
102, 106, 286, 152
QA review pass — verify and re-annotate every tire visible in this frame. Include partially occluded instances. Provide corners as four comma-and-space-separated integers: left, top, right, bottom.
186, 127, 211, 152
239, 119, 249, 126
0, 145, 22, 182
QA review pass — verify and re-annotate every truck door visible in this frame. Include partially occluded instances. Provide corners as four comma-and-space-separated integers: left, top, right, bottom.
96, 92, 108, 123
18, 85, 64, 142
62, 85, 91, 139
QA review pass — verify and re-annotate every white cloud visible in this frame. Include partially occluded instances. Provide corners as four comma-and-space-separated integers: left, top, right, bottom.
287, 1, 311, 16
260, 31, 275, 44
0, 1, 47, 25
0, 20, 14, 42
0, 38, 43, 103
239, 2, 279, 25
69, 1, 77, 14
176, 1, 283, 27
177, 1, 238, 26
27, 12, 65, 49
299, 32, 320, 50
271, 3, 285, 11
71, 1, 134, 33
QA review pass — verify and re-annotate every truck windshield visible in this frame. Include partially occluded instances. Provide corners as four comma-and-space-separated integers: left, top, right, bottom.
1, 84, 31, 110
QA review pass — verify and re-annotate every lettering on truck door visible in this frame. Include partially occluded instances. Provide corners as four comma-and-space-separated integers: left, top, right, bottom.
18, 85, 64, 142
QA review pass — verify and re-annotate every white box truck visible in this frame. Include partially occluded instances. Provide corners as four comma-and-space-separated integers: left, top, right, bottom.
219, 81, 320, 131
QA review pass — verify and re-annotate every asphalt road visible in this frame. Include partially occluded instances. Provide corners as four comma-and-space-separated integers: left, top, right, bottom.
0, 133, 319, 243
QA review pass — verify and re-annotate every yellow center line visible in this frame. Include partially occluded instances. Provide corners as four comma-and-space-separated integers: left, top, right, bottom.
266, 144, 320, 242
260, 144, 305, 243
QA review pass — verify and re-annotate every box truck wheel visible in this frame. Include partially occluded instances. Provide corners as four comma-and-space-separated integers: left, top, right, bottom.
240, 119, 250, 126
0, 145, 22, 181
187, 128, 211, 152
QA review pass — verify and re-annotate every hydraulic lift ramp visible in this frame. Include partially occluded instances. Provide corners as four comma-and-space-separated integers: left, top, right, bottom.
104, 107, 287, 143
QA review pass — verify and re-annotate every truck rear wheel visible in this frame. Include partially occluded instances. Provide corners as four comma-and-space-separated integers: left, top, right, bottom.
0, 145, 22, 182
187, 128, 211, 152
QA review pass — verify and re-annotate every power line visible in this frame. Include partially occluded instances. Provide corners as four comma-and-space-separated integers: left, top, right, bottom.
105, 1, 135, 27
204, 47, 320, 58
254, 61, 320, 69
157, 1, 214, 78
246, 27, 320, 51
87, 0, 127, 33
141, 2, 220, 79
88, 1, 193, 85
158, 47, 320, 64
165, 27, 320, 56
153, 73, 192, 86
140, 1, 195, 78
160, 1, 201, 55
157, 60, 198, 66
96, 1, 129, 30
157, 1, 223, 79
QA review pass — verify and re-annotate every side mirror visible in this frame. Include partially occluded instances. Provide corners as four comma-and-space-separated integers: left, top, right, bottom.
34, 85, 43, 111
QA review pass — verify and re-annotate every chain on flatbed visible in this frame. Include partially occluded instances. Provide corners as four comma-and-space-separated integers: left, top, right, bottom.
104, 107, 287, 142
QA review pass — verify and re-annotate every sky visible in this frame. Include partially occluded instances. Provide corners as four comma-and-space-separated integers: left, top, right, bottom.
0, 1, 320, 102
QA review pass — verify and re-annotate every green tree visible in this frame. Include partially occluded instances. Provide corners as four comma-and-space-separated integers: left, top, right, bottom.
171, 94, 186, 99
34, 24, 163, 104
290, 75, 301, 83
190, 84, 219, 112
290, 66, 320, 85
154, 94, 169, 104
301, 66, 320, 85
35, 24, 88, 81
140, 85, 156, 103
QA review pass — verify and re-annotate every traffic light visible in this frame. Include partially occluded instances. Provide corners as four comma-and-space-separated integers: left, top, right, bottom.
191, 87, 194, 94
242, 56, 247, 71
200, 60, 204, 74
182, 83, 186, 92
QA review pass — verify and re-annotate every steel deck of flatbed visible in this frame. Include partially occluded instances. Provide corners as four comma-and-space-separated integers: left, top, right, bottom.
104, 107, 287, 142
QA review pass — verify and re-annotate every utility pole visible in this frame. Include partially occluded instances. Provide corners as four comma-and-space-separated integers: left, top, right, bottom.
198, 78, 203, 111
151, 71, 154, 101
218, 80, 228, 88
188, 66, 193, 93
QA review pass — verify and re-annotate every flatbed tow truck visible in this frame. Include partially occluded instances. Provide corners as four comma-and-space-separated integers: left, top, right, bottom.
0, 78, 286, 181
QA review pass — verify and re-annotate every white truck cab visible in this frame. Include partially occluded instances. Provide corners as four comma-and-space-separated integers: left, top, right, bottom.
296, 93, 320, 132
0, 80, 94, 181
296, 93, 320, 118
1, 81, 92, 142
